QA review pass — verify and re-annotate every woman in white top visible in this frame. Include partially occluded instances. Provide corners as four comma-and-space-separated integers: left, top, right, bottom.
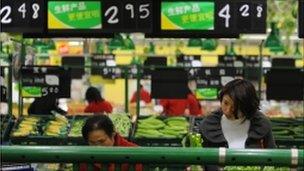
199, 79, 276, 170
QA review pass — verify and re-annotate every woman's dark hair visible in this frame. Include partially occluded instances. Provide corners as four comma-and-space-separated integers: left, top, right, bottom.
82, 115, 114, 141
219, 79, 260, 119
85, 87, 104, 103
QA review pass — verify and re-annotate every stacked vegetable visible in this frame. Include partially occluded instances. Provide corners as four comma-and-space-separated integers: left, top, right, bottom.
271, 118, 304, 141
135, 116, 189, 138
12, 116, 40, 137
109, 113, 131, 137
68, 119, 85, 137
44, 115, 69, 137
224, 166, 290, 171
68, 113, 131, 138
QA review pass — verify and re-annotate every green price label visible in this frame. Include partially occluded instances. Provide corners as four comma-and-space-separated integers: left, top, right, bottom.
196, 88, 218, 100
48, 1, 102, 29
22, 87, 42, 97
161, 2, 214, 30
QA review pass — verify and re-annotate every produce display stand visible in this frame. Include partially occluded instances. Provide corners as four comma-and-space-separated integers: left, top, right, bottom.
191, 116, 304, 149
0, 114, 15, 144
2, 146, 303, 171
9, 115, 72, 145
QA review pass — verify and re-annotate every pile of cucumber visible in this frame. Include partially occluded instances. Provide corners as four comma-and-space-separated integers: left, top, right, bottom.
135, 116, 189, 138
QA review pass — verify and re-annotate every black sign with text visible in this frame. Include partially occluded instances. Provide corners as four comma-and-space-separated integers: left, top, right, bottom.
1, 0, 267, 37
103, 0, 153, 32
176, 54, 201, 67
0, 0, 45, 33
21, 66, 71, 98
91, 54, 116, 78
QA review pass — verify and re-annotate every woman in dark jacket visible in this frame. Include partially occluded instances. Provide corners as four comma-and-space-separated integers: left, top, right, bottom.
199, 79, 276, 170
28, 95, 67, 115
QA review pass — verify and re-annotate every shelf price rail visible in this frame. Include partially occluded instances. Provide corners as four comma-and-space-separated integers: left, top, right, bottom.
1, 146, 303, 170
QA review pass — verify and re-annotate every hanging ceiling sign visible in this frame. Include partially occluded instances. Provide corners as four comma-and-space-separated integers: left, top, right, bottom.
1, 0, 266, 37
0, 0, 45, 33
148, 0, 266, 38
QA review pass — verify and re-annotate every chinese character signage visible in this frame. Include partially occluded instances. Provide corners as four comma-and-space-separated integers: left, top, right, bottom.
48, 1, 102, 29
161, 2, 214, 30
21, 66, 71, 98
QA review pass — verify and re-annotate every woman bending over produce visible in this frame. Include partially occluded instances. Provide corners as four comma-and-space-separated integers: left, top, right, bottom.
84, 87, 113, 114
80, 115, 142, 171
199, 79, 276, 170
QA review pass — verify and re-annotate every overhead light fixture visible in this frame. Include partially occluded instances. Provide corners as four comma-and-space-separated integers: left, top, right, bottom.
201, 39, 218, 51
109, 34, 124, 52
95, 40, 104, 54
264, 22, 284, 52
293, 42, 302, 59
228, 42, 236, 56
123, 34, 135, 50
188, 38, 202, 47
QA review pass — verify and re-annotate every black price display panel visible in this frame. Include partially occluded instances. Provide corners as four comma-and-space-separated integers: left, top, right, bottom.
195, 67, 244, 100
299, 0, 304, 38
91, 54, 119, 79
0, 0, 45, 33
177, 54, 201, 67
265, 69, 304, 100
103, 0, 153, 32
21, 66, 71, 98
148, 0, 266, 38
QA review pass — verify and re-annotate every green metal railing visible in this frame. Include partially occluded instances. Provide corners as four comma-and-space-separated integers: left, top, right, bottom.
2, 146, 303, 167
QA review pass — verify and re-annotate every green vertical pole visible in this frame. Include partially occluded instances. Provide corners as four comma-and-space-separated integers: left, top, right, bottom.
258, 40, 264, 100
8, 54, 13, 115
19, 39, 25, 116
136, 64, 141, 117
124, 67, 129, 113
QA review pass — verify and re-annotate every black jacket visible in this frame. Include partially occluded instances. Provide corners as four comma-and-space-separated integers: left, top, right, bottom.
199, 110, 276, 170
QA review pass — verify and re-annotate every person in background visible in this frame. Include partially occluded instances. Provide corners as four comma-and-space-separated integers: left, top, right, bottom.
159, 78, 203, 116
199, 79, 276, 171
130, 84, 151, 104
80, 115, 142, 171
84, 87, 113, 114
28, 95, 67, 115
186, 78, 203, 115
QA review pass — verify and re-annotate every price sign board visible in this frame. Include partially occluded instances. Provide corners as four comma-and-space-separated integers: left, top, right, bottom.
177, 54, 201, 66
48, 1, 102, 29
2, 0, 266, 37
150, 0, 266, 38
21, 66, 71, 98
102, 0, 153, 32
195, 66, 244, 100
0, 0, 45, 33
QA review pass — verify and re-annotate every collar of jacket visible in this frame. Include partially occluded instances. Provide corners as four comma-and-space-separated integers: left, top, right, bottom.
201, 109, 272, 144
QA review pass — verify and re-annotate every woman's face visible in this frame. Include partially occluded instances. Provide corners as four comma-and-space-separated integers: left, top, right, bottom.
88, 130, 115, 146
221, 95, 235, 120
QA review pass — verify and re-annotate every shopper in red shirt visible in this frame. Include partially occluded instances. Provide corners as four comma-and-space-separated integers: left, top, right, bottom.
84, 87, 113, 114
130, 84, 151, 104
159, 79, 202, 116
80, 115, 142, 171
